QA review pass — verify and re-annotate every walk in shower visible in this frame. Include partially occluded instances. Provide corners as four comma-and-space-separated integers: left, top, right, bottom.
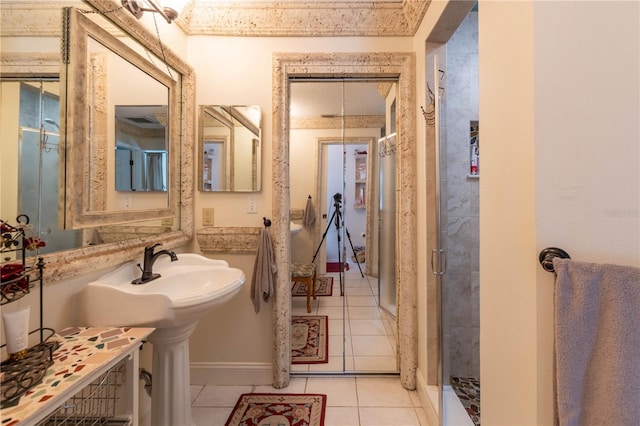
1, 79, 82, 253
427, 7, 480, 426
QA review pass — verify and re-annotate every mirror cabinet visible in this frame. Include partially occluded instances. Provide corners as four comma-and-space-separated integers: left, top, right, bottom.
198, 105, 262, 192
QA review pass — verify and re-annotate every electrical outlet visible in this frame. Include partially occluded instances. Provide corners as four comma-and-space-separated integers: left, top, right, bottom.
247, 197, 258, 214
202, 208, 214, 226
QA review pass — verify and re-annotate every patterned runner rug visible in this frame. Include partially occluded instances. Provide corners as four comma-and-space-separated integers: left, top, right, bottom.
291, 315, 328, 364
292, 276, 333, 297
450, 376, 481, 425
225, 393, 326, 426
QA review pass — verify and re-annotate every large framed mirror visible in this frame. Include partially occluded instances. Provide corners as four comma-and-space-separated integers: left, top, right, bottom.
198, 105, 262, 192
61, 6, 178, 228
0, 0, 194, 281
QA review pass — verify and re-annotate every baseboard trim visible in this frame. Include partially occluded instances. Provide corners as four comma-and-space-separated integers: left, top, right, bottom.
416, 368, 439, 425
190, 362, 273, 386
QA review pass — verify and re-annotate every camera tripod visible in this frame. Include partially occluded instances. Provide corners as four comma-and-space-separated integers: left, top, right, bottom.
312, 193, 364, 296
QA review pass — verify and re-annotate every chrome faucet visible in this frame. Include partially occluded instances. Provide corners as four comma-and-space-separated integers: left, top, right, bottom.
132, 243, 178, 284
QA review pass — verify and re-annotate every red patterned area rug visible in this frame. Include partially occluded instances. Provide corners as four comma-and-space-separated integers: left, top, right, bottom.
225, 393, 326, 426
291, 315, 328, 364
292, 276, 333, 297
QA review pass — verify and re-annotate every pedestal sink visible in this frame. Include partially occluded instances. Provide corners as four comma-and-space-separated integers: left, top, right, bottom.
80, 253, 245, 426
290, 221, 303, 236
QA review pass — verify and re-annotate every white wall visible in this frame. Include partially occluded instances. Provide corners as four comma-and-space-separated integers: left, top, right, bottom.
187, 36, 413, 383
480, 1, 639, 424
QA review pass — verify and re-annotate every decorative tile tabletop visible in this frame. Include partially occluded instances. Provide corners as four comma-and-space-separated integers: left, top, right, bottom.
1, 326, 153, 425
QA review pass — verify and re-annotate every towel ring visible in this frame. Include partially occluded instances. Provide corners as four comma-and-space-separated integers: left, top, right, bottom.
539, 247, 571, 273
263, 217, 271, 228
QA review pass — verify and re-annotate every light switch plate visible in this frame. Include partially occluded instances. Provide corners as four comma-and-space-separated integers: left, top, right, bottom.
247, 197, 258, 214
202, 208, 214, 226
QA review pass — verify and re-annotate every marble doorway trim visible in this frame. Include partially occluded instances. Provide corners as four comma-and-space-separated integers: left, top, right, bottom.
272, 52, 417, 390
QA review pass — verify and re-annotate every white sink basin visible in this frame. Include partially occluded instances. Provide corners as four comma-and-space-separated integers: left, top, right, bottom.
290, 221, 303, 236
81, 253, 245, 329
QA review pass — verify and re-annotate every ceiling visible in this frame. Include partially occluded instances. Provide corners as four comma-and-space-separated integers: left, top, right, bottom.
177, 0, 431, 37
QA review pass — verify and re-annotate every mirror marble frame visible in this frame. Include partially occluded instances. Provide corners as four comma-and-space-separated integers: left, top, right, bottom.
61, 6, 179, 228
0, 0, 194, 282
272, 52, 417, 389
198, 105, 262, 192
198, 106, 234, 191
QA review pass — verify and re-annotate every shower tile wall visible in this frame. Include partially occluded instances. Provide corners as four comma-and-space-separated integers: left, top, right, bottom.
442, 10, 479, 382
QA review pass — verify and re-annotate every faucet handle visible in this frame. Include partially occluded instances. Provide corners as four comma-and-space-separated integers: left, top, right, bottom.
145, 243, 162, 252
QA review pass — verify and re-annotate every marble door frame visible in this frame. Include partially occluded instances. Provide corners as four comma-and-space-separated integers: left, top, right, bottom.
271, 52, 418, 390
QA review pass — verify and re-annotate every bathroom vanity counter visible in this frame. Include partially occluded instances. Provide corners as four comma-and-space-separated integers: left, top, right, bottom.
1, 326, 153, 426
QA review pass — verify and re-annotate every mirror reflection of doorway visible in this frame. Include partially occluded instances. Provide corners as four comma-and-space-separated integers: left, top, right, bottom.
289, 78, 399, 375
0, 79, 82, 254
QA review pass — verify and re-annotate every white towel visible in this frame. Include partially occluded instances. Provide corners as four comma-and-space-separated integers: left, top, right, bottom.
552, 258, 640, 426
303, 197, 316, 228
250, 228, 277, 313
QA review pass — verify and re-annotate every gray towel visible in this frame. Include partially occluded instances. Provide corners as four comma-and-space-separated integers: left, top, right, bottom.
552, 258, 640, 426
250, 228, 277, 313
303, 197, 316, 227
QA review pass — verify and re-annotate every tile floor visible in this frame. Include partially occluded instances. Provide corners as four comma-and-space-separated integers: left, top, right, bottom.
190, 376, 430, 425
190, 267, 431, 425
291, 268, 398, 373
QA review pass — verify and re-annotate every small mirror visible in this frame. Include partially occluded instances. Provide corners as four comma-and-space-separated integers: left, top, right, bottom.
198, 105, 261, 192
115, 105, 168, 192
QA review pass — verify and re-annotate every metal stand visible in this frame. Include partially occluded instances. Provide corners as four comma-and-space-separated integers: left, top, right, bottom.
312, 193, 364, 296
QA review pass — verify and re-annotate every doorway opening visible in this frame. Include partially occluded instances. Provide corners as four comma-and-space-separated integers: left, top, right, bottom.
289, 78, 399, 375
272, 52, 417, 390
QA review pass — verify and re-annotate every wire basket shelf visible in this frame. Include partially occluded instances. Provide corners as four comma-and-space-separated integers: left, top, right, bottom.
35, 358, 131, 426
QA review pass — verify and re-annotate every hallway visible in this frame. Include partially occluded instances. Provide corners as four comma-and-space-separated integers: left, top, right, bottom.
291, 269, 397, 373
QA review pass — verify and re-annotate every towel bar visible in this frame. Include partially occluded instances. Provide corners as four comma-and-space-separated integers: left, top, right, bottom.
539, 247, 571, 273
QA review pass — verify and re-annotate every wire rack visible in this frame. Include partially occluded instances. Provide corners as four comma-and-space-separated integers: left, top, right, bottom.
36, 358, 131, 426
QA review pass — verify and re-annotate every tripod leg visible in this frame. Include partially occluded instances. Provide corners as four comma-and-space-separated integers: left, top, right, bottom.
312, 208, 338, 263
345, 227, 365, 278
337, 224, 344, 296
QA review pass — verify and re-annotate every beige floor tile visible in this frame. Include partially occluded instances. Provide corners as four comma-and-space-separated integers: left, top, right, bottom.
359, 407, 420, 425
356, 377, 413, 407
352, 335, 394, 356
350, 319, 387, 335
414, 406, 432, 426
353, 355, 398, 371
306, 377, 358, 406
329, 318, 346, 335
192, 406, 232, 426
318, 305, 345, 318
291, 362, 310, 372
349, 306, 382, 319
329, 334, 349, 356
348, 295, 378, 307
318, 295, 344, 306
192, 385, 253, 407
324, 406, 360, 425
307, 355, 348, 372
190, 385, 204, 403
348, 287, 376, 296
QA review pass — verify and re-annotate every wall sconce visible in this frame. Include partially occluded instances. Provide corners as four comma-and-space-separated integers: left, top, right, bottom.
121, 0, 186, 24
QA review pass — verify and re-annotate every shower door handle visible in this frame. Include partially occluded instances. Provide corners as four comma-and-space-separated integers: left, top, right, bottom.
431, 248, 447, 276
